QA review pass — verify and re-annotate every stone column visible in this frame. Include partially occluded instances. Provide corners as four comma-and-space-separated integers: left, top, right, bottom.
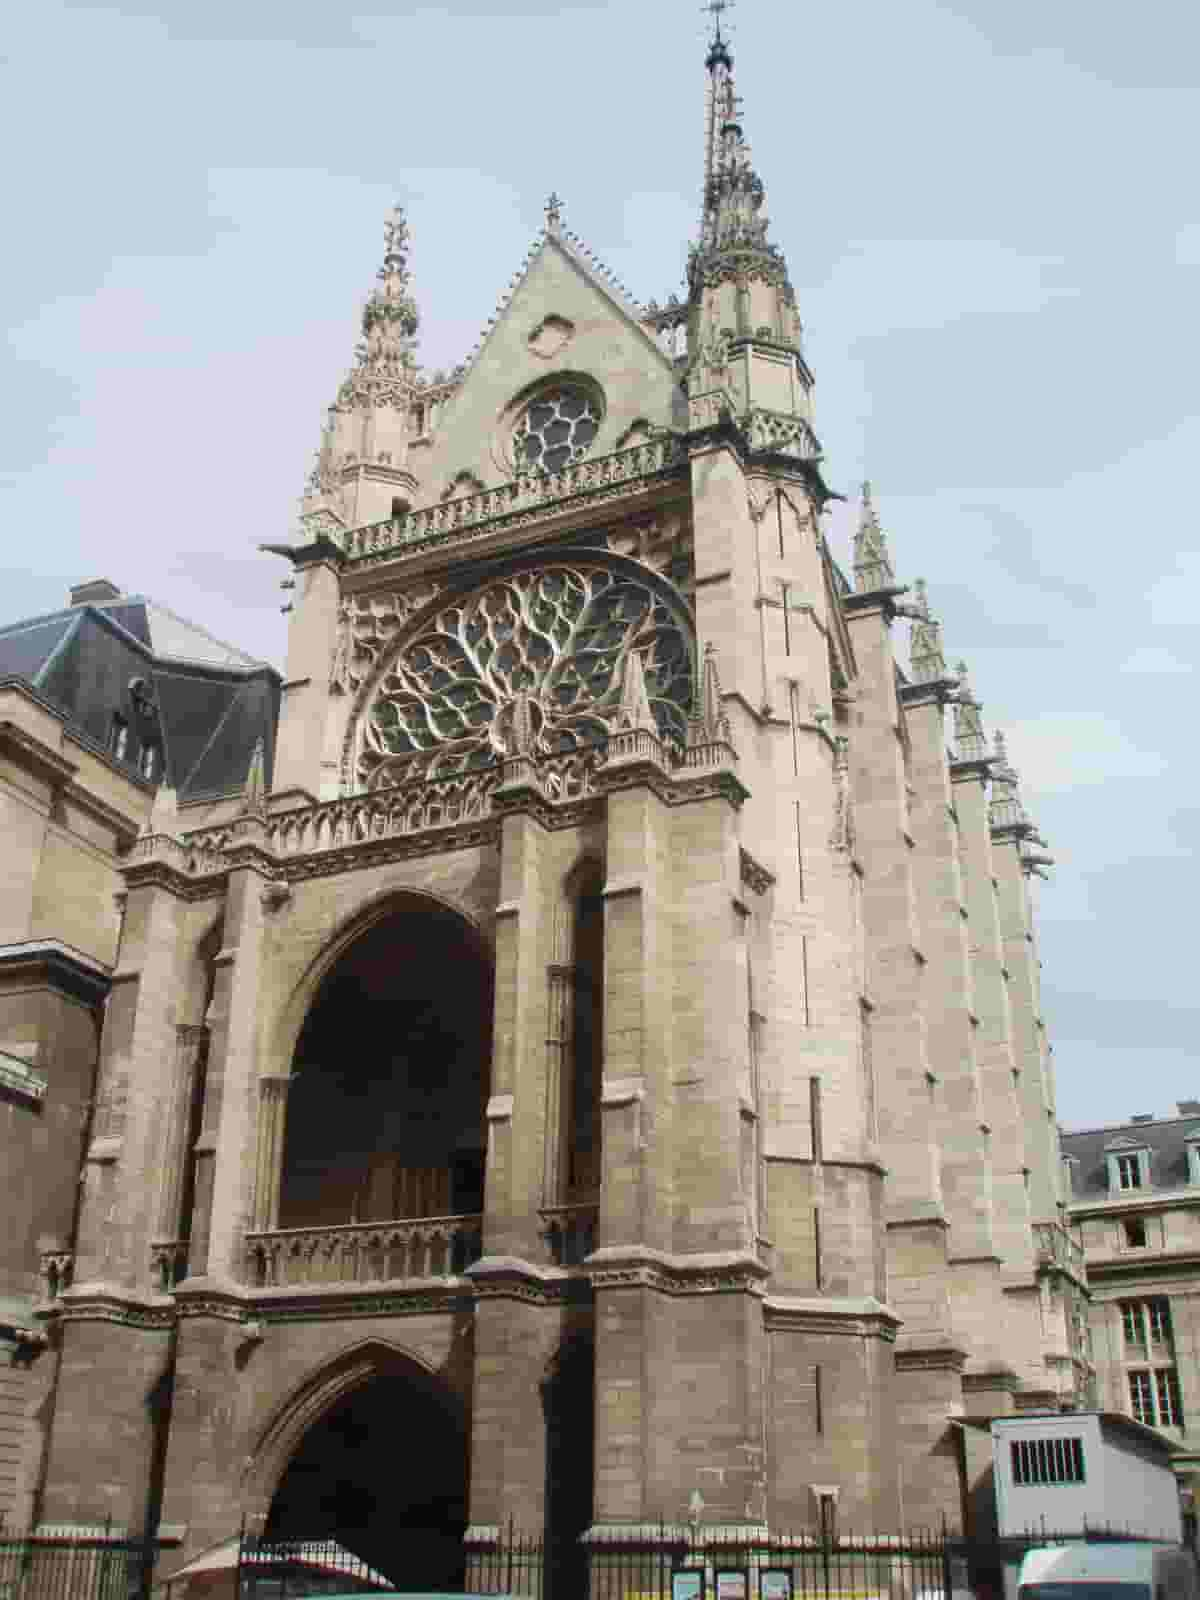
901, 613, 1009, 1381
595, 769, 673, 1255
250, 1075, 293, 1231
273, 557, 342, 802
152, 1024, 208, 1283
193, 833, 273, 1285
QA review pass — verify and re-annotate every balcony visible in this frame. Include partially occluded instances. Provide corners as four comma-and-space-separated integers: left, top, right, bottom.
244, 1215, 483, 1289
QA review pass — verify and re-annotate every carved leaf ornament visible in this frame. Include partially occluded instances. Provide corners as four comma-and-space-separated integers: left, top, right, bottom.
358, 563, 693, 788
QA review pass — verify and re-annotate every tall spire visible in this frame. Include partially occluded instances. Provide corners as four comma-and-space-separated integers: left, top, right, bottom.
356, 205, 420, 378
697, 4, 768, 257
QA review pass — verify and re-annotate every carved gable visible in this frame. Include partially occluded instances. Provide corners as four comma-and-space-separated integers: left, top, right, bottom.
413, 234, 683, 504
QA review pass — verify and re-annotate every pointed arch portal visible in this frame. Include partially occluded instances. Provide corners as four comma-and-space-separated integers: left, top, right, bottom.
278, 896, 493, 1231
264, 1352, 469, 1588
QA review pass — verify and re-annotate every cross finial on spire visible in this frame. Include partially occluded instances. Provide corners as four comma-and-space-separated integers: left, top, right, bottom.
545, 192, 563, 234
703, 0, 733, 46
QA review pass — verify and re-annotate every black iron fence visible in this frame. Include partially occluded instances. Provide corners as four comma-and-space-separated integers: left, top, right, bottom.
236, 1524, 953, 1600
0, 1524, 157, 1600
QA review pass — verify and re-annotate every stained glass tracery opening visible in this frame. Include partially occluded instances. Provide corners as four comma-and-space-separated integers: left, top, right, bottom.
358, 563, 693, 789
513, 386, 601, 475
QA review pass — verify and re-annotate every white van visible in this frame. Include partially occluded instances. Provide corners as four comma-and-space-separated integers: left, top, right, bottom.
1018, 1544, 1199, 1600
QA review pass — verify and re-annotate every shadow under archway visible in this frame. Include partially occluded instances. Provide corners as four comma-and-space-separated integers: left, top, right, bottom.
280, 897, 493, 1231
542, 1333, 595, 1600
266, 1370, 468, 1588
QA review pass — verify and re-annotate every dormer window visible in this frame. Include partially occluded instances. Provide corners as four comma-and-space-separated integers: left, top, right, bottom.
109, 714, 129, 762
1184, 1128, 1200, 1186
1105, 1138, 1150, 1194
1116, 1154, 1142, 1189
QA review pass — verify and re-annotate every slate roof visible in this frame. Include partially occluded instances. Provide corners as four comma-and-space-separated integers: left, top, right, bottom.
1061, 1110, 1200, 1201
0, 591, 280, 802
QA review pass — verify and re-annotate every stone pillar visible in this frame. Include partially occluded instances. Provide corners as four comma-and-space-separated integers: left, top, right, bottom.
273, 557, 342, 802
596, 771, 673, 1255
482, 785, 553, 1262
991, 825, 1058, 1223
903, 661, 1010, 1378
193, 834, 272, 1285
249, 1074, 293, 1231
151, 1024, 208, 1283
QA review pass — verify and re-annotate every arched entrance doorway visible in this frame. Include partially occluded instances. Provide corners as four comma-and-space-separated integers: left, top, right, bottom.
266, 1367, 468, 1587
279, 898, 493, 1232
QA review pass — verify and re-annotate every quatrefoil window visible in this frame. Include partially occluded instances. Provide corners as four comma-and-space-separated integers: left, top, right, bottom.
514, 386, 601, 475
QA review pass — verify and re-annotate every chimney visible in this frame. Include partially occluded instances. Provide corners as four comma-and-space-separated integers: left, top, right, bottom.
1178, 1100, 1200, 1117
69, 579, 122, 606
1130, 1114, 1155, 1124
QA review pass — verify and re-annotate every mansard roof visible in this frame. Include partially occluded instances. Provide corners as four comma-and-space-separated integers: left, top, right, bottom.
1061, 1110, 1200, 1199
0, 590, 279, 801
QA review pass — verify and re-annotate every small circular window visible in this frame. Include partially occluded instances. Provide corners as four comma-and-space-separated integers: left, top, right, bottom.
513, 385, 601, 475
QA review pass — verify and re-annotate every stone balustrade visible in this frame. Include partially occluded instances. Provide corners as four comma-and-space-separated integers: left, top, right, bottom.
339, 434, 687, 562
168, 731, 735, 880
244, 1215, 484, 1288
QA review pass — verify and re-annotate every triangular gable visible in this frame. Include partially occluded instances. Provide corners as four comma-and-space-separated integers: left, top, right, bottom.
411, 223, 684, 507
1103, 1134, 1146, 1152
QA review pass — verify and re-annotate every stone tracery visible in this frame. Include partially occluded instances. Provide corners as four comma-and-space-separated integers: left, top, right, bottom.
355, 562, 694, 789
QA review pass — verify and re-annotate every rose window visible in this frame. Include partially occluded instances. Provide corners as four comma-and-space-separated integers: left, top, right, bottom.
358, 563, 693, 789
513, 387, 601, 475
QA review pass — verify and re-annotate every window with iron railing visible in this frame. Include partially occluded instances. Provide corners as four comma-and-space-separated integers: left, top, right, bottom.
1010, 1435, 1085, 1486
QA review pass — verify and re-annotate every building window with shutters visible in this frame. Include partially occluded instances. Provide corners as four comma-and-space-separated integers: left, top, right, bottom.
1116, 1154, 1142, 1189
109, 714, 129, 761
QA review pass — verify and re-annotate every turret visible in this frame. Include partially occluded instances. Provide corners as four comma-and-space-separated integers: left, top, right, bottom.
301, 206, 424, 534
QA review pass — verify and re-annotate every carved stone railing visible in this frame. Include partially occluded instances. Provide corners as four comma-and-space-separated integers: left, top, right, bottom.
340, 435, 687, 562
744, 407, 821, 461
1033, 1221, 1086, 1276
539, 1201, 599, 1268
268, 767, 502, 858
172, 734, 738, 878
244, 1215, 484, 1288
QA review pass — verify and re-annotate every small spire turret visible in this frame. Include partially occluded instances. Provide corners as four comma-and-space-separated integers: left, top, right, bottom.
853, 481, 897, 594
952, 660, 989, 763
909, 578, 949, 685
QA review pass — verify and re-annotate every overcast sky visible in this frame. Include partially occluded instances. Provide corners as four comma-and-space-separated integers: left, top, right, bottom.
2, 0, 1197, 1132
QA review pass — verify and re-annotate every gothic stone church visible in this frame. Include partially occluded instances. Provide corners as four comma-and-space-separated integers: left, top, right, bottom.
0, 24, 1087, 1588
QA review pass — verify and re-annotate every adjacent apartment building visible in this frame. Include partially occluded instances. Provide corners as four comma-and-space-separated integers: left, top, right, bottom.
1062, 1105, 1200, 1509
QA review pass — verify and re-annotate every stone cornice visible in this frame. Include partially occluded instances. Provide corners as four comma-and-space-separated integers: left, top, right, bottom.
892, 1332, 968, 1372
584, 1244, 769, 1296
48, 1282, 176, 1331
0, 938, 113, 1009
763, 1294, 901, 1341
176, 1274, 477, 1324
